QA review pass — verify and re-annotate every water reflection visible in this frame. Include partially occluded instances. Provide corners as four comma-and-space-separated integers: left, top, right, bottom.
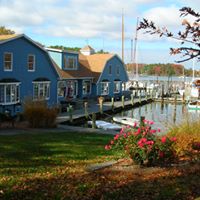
113, 102, 200, 133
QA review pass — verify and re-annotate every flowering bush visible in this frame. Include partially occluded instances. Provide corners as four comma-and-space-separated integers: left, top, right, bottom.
105, 120, 177, 166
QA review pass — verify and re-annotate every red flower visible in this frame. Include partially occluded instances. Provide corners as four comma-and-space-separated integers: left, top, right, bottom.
105, 145, 111, 150
171, 137, 177, 142
150, 129, 157, 134
114, 134, 119, 140
161, 136, 167, 143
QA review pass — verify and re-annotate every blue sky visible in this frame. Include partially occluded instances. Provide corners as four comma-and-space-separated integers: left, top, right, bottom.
0, 0, 199, 69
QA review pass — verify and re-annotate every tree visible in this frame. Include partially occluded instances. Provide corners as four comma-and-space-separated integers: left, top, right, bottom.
138, 7, 200, 63
49, 45, 81, 52
0, 26, 15, 35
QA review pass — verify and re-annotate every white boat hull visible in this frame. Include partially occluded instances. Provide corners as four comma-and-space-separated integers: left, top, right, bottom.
88, 120, 121, 131
188, 101, 200, 110
113, 117, 139, 127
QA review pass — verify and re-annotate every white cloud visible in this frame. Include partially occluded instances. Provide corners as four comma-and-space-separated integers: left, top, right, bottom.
0, 0, 160, 39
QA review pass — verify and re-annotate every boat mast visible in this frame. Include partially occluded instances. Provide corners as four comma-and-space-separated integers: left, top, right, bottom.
133, 17, 139, 80
122, 9, 124, 64
192, 57, 195, 81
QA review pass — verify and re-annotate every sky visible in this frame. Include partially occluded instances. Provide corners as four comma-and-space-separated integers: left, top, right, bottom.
0, 0, 199, 69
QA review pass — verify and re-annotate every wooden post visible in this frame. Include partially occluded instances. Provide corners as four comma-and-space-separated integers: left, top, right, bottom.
99, 97, 104, 114
67, 105, 73, 123
111, 97, 114, 111
174, 94, 177, 105
84, 102, 89, 119
131, 94, 134, 106
182, 92, 185, 104
161, 84, 164, 103
122, 95, 125, 108
92, 113, 96, 129
139, 92, 141, 104
140, 116, 145, 127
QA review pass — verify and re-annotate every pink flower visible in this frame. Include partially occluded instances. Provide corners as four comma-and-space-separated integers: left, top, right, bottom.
133, 122, 137, 128
123, 133, 127, 138
142, 131, 147, 136
110, 140, 114, 145
157, 128, 161, 132
161, 136, 167, 143
143, 119, 148, 124
120, 128, 124, 134
150, 129, 157, 134
149, 121, 154, 125
105, 145, 111, 150
114, 134, 119, 140
146, 140, 154, 145
171, 137, 177, 142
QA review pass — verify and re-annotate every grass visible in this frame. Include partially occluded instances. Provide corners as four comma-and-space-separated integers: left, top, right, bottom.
0, 130, 199, 200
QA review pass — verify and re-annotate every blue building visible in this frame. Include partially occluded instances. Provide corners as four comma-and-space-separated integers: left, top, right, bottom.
47, 45, 129, 101
0, 34, 59, 115
0, 34, 128, 116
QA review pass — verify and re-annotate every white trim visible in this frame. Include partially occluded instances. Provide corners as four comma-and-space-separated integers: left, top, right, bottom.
64, 56, 78, 70
0, 83, 20, 105
27, 54, 35, 72
33, 81, 50, 101
4, 52, 13, 71
45, 47, 79, 54
82, 80, 91, 95
114, 81, 121, 94
100, 82, 110, 96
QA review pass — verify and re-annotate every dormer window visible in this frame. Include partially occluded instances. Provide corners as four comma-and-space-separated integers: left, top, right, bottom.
4, 52, 13, 71
64, 56, 77, 70
28, 54, 35, 71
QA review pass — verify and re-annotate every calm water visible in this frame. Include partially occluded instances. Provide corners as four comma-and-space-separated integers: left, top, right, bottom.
113, 102, 200, 133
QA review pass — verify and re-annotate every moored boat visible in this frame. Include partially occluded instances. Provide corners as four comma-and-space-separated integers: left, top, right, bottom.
113, 117, 139, 127
188, 100, 200, 110
88, 120, 121, 131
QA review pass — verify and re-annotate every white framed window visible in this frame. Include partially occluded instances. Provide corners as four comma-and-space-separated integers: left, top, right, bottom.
114, 81, 121, 93
100, 82, 109, 95
82, 80, 91, 95
4, 52, 13, 71
64, 56, 77, 69
33, 81, 50, 100
0, 83, 20, 105
57, 81, 66, 97
28, 54, 35, 71
66, 80, 78, 98
108, 65, 112, 75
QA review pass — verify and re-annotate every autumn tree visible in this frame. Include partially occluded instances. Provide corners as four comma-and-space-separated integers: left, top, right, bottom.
0, 26, 15, 35
138, 7, 200, 63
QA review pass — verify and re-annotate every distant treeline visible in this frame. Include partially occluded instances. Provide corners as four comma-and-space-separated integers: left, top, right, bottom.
49, 45, 109, 54
49, 45, 81, 52
126, 63, 199, 77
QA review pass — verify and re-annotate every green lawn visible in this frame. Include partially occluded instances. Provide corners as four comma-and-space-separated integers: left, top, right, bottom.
0, 131, 118, 199
0, 131, 199, 200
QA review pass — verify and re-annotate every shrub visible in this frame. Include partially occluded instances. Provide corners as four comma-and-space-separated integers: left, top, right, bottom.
105, 120, 176, 166
23, 98, 58, 128
168, 120, 200, 159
